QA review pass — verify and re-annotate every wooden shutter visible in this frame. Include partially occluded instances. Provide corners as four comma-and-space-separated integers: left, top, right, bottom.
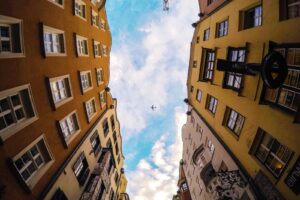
11, 24, 21, 53
249, 128, 264, 155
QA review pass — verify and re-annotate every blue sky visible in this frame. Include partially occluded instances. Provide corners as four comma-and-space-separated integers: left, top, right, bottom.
106, 0, 198, 199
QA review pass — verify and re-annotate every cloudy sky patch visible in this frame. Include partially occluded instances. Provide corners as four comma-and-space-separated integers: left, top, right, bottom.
106, 0, 198, 199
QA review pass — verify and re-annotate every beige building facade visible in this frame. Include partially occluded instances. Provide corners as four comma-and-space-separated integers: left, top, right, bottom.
182, 106, 256, 200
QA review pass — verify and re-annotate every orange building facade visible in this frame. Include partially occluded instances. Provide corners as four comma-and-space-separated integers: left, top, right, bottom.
0, 0, 127, 199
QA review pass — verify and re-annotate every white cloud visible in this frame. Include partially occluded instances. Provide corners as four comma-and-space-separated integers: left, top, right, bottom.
126, 108, 187, 200
110, 0, 198, 138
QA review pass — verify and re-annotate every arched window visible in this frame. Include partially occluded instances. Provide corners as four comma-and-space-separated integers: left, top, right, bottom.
192, 145, 205, 166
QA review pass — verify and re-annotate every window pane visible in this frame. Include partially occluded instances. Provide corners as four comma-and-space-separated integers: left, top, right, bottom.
4, 113, 14, 126
0, 98, 10, 111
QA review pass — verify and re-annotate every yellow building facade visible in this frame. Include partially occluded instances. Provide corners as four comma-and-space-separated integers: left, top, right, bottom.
187, 0, 300, 199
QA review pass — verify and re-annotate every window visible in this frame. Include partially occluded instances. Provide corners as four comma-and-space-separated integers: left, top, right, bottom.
91, 10, 99, 27
196, 89, 202, 102
115, 142, 119, 155
207, 0, 215, 5
196, 124, 203, 140
190, 86, 194, 93
76, 35, 88, 56
206, 94, 218, 115
99, 18, 106, 30
207, 139, 215, 154
80, 71, 93, 93
264, 47, 300, 112
109, 189, 115, 200
43, 25, 66, 56
114, 172, 119, 184
85, 98, 96, 121
48, 0, 64, 8
112, 131, 117, 143
101, 44, 107, 57
223, 47, 246, 90
93, 40, 101, 57
193, 60, 197, 68
102, 118, 109, 136
49, 75, 73, 108
244, 5, 262, 29
73, 153, 90, 186
99, 91, 106, 108
96, 68, 104, 85
0, 15, 24, 58
110, 115, 115, 130
90, 130, 101, 156
287, 0, 300, 19
201, 49, 215, 81
216, 19, 228, 37
252, 128, 293, 178
181, 182, 188, 192
59, 110, 80, 145
74, 0, 86, 20
203, 28, 210, 41
192, 145, 206, 167
12, 135, 54, 189
0, 84, 38, 141
196, 36, 200, 43
223, 107, 245, 136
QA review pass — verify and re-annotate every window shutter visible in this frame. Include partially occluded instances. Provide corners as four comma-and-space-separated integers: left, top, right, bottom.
222, 107, 230, 126
82, 5, 86, 18
92, 39, 95, 58
279, 0, 287, 21
249, 128, 264, 155
90, 7, 93, 25
294, 106, 300, 123
84, 40, 88, 54
59, 34, 65, 53
11, 24, 21, 53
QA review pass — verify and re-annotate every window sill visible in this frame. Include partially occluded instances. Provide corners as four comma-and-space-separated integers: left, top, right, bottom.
0, 116, 39, 142
0, 53, 25, 59
45, 52, 67, 57
95, 55, 102, 58
87, 113, 97, 123
93, 24, 99, 29
54, 96, 73, 110
64, 129, 81, 147
75, 15, 87, 22
82, 86, 93, 94
100, 103, 106, 109
78, 54, 89, 57
223, 126, 240, 141
47, 0, 64, 9
97, 81, 104, 86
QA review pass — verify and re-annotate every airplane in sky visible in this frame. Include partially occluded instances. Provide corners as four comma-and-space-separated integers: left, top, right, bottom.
151, 105, 157, 110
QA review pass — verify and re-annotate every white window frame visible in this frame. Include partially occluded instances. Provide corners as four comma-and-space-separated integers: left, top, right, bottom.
49, 74, 73, 108
43, 25, 66, 56
59, 110, 81, 146
99, 91, 106, 108
93, 40, 101, 57
76, 34, 89, 56
85, 97, 97, 122
206, 95, 218, 115
101, 44, 107, 57
91, 10, 99, 28
0, 84, 38, 142
80, 70, 93, 93
74, 0, 86, 20
99, 18, 106, 30
0, 15, 25, 58
47, 0, 64, 9
96, 68, 104, 86
12, 134, 54, 190
196, 89, 202, 102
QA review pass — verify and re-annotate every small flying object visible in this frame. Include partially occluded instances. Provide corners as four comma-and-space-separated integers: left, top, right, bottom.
163, 0, 170, 11
151, 105, 157, 110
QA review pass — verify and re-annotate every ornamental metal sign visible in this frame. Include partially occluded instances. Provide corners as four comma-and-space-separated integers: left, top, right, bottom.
285, 156, 300, 195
